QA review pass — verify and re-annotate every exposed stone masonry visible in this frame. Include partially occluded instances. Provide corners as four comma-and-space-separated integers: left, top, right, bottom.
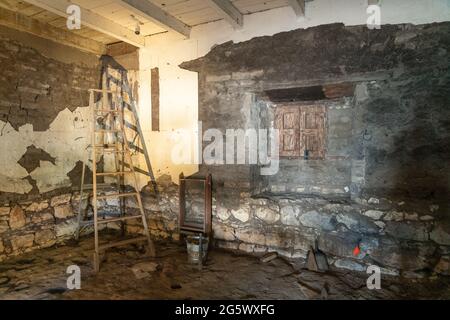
0, 34, 100, 131
1, 176, 449, 277
176, 22, 450, 276
1, 22, 449, 279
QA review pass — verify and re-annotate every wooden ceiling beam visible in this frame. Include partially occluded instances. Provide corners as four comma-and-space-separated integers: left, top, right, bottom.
0, 6, 106, 54
115, 0, 191, 39
288, 0, 305, 17
205, 0, 243, 29
22, 0, 145, 47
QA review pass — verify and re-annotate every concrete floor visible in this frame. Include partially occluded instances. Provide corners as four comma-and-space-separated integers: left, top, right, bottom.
0, 235, 449, 300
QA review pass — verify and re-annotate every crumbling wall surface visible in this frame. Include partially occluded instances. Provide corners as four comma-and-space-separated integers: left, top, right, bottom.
0, 192, 120, 261
176, 22, 450, 275
0, 27, 101, 258
180, 22, 450, 200
128, 177, 449, 277
0, 36, 99, 131
0, 27, 101, 199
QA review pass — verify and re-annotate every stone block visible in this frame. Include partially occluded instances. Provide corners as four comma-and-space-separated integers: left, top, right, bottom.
10, 234, 34, 251
0, 221, 8, 233
334, 259, 366, 272
231, 206, 250, 222
25, 201, 49, 212
50, 194, 72, 207
216, 207, 231, 221
318, 231, 360, 258
336, 212, 380, 234
235, 229, 265, 245
383, 211, 404, 221
430, 225, 450, 245
280, 205, 301, 226
31, 212, 55, 224
0, 207, 10, 216
385, 221, 428, 241
35, 229, 56, 246
293, 231, 316, 251
299, 210, 336, 231
231, 70, 264, 80
363, 210, 384, 220
215, 240, 239, 250
213, 224, 235, 241
9, 206, 26, 230
254, 206, 279, 224
206, 74, 232, 82
405, 213, 419, 221
265, 232, 293, 249
54, 205, 74, 219
239, 243, 255, 253
55, 218, 78, 238
370, 240, 437, 271
434, 256, 450, 275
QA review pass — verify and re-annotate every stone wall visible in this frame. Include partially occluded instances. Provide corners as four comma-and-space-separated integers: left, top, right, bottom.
181, 22, 450, 201
0, 26, 101, 200
130, 177, 450, 277
0, 26, 102, 258
2, 173, 448, 277
174, 22, 450, 275
0, 190, 135, 261
0, 193, 79, 261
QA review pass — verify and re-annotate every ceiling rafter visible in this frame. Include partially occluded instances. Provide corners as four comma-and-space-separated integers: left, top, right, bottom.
205, 0, 243, 29
288, 0, 306, 17
22, 0, 146, 47
0, 6, 105, 54
114, 0, 191, 39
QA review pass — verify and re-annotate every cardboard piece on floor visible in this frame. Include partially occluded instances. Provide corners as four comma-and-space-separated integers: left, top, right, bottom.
260, 252, 278, 263
306, 248, 319, 271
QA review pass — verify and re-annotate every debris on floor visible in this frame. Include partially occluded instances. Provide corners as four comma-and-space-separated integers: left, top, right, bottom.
131, 262, 159, 280
306, 249, 328, 272
0, 236, 449, 300
260, 252, 278, 263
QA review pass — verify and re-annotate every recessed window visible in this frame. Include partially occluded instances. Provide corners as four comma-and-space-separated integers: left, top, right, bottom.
274, 105, 326, 159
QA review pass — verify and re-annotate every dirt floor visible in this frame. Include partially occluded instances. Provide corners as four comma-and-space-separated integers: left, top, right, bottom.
0, 235, 449, 300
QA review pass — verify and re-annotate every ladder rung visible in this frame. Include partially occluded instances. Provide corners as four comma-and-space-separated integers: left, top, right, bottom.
95, 148, 127, 153
99, 236, 148, 251
96, 110, 121, 114
93, 144, 119, 148
96, 172, 133, 176
96, 192, 137, 200
92, 145, 122, 151
119, 161, 151, 177
99, 215, 142, 224
81, 215, 142, 226
89, 89, 115, 93
95, 129, 122, 133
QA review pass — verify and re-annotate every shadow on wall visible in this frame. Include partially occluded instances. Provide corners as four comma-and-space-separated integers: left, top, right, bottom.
363, 77, 450, 214
362, 75, 450, 272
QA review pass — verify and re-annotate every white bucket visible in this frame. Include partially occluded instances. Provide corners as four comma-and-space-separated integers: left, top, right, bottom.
186, 235, 209, 264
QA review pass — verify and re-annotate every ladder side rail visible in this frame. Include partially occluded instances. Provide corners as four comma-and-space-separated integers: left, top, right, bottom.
117, 94, 156, 257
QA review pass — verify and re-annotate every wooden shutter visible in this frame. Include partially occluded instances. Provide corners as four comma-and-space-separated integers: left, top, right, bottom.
275, 106, 300, 157
299, 105, 326, 160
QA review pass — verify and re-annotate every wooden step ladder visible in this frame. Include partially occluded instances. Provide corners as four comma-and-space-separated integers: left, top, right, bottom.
75, 85, 155, 273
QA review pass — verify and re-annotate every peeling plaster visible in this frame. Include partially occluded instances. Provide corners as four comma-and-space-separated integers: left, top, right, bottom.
0, 106, 92, 194
18, 145, 56, 173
